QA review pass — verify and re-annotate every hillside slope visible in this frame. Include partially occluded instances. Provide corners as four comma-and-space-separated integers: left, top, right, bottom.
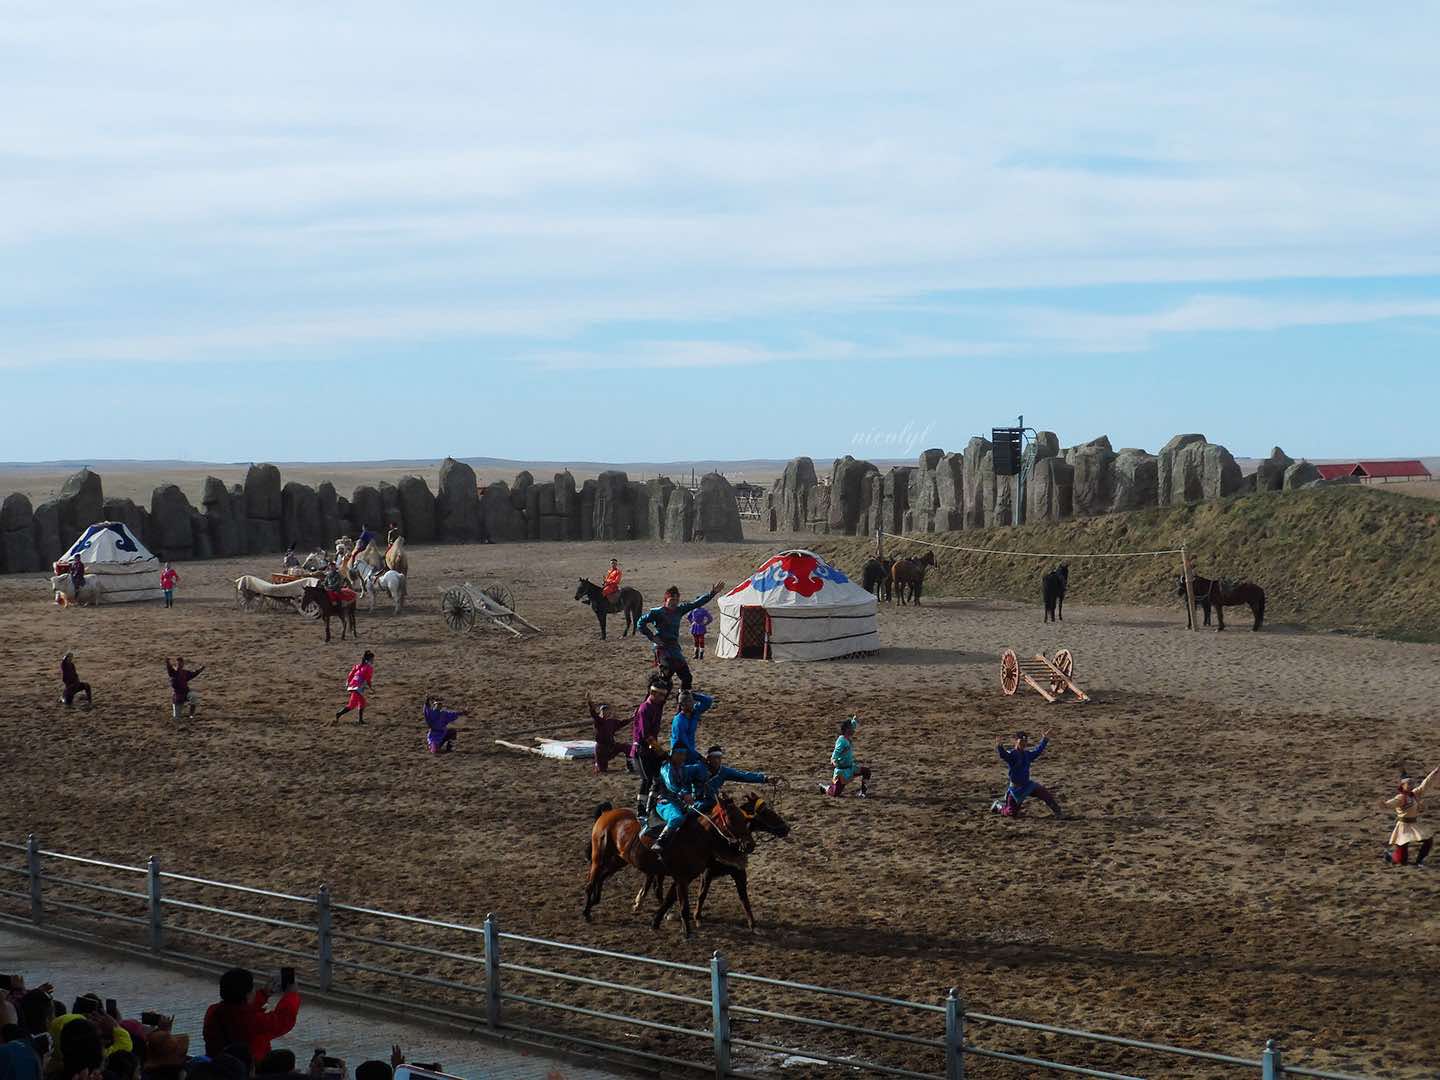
747, 486, 1440, 639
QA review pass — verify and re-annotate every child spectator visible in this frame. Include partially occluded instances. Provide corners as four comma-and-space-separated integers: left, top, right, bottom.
687, 606, 712, 660
159, 564, 178, 608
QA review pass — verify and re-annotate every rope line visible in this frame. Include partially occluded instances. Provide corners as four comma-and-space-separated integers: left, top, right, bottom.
879, 530, 1185, 560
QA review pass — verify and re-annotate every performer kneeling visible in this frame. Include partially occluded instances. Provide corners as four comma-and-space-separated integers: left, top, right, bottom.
826, 716, 870, 798
995, 730, 1062, 818
424, 695, 466, 753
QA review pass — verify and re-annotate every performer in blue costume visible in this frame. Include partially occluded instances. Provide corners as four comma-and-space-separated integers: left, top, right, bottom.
636, 582, 725, 691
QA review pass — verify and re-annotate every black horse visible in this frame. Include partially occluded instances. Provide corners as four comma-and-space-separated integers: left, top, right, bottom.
575, 578, 644, 639
1042, 563, 1068, 622
301, 583, 358, 643
1176, 574, 1266, 631
861, 557, 893, 601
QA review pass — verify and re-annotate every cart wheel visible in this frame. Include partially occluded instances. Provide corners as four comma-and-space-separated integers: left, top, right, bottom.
298, 598, 322, 619
1050, 648, 1074, 695
480, 580, 515, 616
1001, 649, 1020, 696
239, 590, 261, 612
442, 587, 477, 632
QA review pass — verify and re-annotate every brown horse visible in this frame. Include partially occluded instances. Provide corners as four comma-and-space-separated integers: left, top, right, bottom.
583, 796, 755, 937
633, 792, 790, 930
301, 584, 358, 642
891, 551, 937, 605
1176, 574, 1266, 631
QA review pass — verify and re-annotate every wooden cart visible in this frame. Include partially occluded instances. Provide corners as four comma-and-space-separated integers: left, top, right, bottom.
439, 580, 541, 637
1000, 647, 1089, 703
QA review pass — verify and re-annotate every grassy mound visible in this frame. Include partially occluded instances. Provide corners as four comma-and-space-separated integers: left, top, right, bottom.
739, 486, 1440, 639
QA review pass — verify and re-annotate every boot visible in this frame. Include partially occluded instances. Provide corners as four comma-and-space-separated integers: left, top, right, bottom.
650, 824, 676, 857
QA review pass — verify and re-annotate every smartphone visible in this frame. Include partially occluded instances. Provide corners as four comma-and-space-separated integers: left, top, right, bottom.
140, 1012, 162, 1028
279, 966, 296, 991
105, 999, 119, 1019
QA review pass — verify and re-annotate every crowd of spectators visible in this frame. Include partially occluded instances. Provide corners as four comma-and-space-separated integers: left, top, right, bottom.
1, 970, 427, 1080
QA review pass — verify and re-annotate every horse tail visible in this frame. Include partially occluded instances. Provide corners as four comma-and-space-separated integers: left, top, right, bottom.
1256, 587, 1266, 628
594, 800, 613, 820
584, 801, 616, 862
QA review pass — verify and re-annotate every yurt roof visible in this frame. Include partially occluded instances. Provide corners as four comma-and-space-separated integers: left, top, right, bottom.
60, 521, 158, 566
718, 549, 876, 611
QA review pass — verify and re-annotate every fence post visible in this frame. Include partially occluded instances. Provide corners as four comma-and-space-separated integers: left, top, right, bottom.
483, 914, 501, 1029
316, 886, 333, 991
147, 856, 163, 952
945, 988, 965, 1080
1260, 1039, 1281, 1080
26, 834, 42, 924
711, 952, 731, 1078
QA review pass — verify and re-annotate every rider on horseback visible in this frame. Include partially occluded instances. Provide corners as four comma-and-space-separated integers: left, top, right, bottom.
650, 743, 711, 859
321, 560, 345, 597
701, 744, 776, 804
630, 675, 672, 818
602, 559, 622, 599
637, 582, 725, 691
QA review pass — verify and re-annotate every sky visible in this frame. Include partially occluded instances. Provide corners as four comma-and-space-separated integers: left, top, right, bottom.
3, 3, 1439, 464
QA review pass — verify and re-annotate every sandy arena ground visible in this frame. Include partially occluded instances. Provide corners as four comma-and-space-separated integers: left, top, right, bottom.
3, 531, 1438, 1077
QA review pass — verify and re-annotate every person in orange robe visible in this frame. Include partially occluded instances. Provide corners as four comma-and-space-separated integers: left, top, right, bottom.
602, 559, 623, 599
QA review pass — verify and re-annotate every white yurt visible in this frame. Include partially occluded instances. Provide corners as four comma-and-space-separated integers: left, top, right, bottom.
716, 549, 880, 661
51, 521, 165, 604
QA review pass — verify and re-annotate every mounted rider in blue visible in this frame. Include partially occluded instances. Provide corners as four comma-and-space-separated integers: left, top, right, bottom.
700, 744, 772, 806
669, 690, 714, 765
650, 743, 712, 858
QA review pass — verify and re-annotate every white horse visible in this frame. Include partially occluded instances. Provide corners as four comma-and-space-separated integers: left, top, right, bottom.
351, 561, 406, 613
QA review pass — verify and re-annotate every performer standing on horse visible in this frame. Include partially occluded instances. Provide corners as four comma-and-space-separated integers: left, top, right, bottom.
602, 559, 623, 599
650, 743, 712, 859
669, 689, 714, 765
630, 676, 672, 818
636, 582, 725, 691
996, 731, 1063, 817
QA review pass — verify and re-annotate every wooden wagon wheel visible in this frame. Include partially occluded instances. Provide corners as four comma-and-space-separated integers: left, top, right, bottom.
1001, 648, 1020, 696
239, 589, 262, 613
298, 597, 322, 619
1050, 648, 1074, 695
441, 587, 477, 632
481, 580, 515, 617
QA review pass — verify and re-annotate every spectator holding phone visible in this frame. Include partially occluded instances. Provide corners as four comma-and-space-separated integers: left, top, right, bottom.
48, 996, 132, 1071
202, 969, 299, 1062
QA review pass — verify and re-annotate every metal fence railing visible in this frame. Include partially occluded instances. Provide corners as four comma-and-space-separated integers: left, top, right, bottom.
0, 836, 1380, 1079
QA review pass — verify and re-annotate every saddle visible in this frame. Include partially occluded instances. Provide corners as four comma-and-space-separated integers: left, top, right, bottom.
1217, 578, 1241, 595
327, 588, 358, 604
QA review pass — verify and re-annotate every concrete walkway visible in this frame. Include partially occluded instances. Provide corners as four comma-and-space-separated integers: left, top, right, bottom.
1, 926, 625, 1080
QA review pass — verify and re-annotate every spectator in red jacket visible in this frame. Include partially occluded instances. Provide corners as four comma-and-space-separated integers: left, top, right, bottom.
202, 968, 299, 1062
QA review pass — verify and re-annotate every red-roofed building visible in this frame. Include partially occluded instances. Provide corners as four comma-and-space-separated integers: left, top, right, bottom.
1357, 460, 1432, 481
1313, 460, 1431, 483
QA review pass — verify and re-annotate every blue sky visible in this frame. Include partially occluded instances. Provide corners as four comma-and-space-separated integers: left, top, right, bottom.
3, 3, 1439, 463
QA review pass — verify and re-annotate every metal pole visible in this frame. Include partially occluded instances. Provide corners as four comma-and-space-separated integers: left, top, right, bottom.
316, 886, 333, 991
875, 527, 884, 559
1181, 546, 1198, 632
26, 834, 42, 924
711, 951, 732, 1078
147, 856, 163, 952
1260, 1038, 1281, 1080
483, 914, 501, 1029
945, 988, 965, 1080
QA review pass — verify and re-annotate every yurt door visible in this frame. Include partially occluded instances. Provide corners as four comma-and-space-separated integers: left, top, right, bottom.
739, 606, 770, 659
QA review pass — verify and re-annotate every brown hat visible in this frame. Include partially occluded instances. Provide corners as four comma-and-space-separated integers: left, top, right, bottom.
146, 1031, 191, 1067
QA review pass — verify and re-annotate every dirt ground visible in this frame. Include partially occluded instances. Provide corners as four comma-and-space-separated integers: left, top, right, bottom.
2, 531, 1437, 1077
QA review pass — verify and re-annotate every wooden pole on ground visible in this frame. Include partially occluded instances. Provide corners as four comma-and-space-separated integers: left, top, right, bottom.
876, 528, 884, 559
1181, 546, 1198, 632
